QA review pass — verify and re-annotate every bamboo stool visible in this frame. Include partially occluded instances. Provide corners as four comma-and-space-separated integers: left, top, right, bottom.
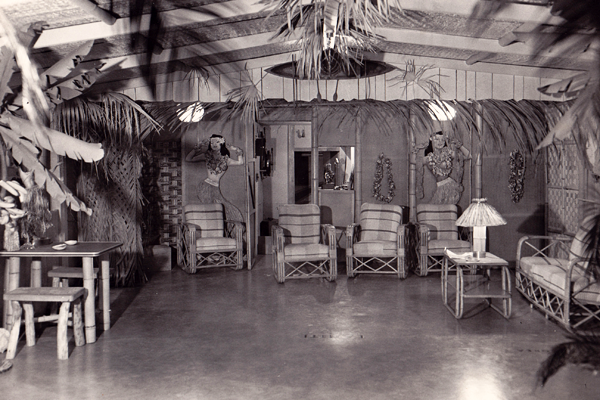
3, 287, 86, 360
48, 266, 99, 316
48, 266, 99, 289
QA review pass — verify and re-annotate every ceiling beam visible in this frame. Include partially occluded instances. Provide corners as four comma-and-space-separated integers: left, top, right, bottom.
375, 27, 595, 62
34, 0, 276, 48
400, 0, 562, 24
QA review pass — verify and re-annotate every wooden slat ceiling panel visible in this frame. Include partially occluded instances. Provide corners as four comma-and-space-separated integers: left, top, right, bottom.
1, 0, 586, 87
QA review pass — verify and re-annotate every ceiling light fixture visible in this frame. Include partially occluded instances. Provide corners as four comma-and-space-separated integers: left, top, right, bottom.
428, 100, 456, 121
177, 102, 205, 122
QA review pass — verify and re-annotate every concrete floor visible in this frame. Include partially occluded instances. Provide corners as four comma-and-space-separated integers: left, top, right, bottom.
1, 255, 600, 400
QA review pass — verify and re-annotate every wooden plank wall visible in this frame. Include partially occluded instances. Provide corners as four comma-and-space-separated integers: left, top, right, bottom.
117, 64, 565, 104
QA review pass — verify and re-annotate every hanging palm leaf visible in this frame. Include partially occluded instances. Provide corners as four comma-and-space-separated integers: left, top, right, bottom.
471, 0, 600, 173
263, 0, 402, 79
0, 11, 104, 216
54, 93, 161, 287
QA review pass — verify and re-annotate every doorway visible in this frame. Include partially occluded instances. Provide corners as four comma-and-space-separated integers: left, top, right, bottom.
294, 151, 311, 204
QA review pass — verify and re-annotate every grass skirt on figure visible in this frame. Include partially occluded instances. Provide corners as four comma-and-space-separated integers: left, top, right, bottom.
430, 177, 463, 205
197, 179, 244, 223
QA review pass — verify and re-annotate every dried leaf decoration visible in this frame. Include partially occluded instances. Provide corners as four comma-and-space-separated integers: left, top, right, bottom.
3, 114, 104, 162
0, 125, 92, 215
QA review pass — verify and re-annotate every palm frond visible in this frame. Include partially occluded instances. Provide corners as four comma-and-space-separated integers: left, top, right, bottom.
267, 0, 402, 79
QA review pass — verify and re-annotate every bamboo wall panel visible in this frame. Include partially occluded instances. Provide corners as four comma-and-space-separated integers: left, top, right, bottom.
513, 76, 525, 101
455, 70, 467, 101
475, 72, 492, 100
439, 68, 457, 101
261, 71, 283, 100
466, 71, 477, 100
523, 76, 542, 100
492, 74, 514, 100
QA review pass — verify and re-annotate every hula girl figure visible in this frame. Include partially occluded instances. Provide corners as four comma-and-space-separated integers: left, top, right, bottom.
419, 131, 470, 205
186, 134, 244, 222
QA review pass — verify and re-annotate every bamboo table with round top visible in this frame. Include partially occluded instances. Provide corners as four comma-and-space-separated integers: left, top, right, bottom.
442, 252, 511, 319
1, 241, 122, 344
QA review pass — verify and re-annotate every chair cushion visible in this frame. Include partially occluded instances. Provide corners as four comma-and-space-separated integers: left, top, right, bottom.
428, 239, 471, 253
359, 203, 404, 242
283, 243, 330, 259
520, 256, 587, 297
184, 203, 225, 238
278, 204, 321, 244
195, 237, 237, 252
416, 204, 459, 241
353, 241, 398, 257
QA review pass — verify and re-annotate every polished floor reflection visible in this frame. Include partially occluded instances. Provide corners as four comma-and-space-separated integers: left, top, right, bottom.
2, 255, 599, 400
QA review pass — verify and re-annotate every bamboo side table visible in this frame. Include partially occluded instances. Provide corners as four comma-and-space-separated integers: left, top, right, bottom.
442, 252, 511, 319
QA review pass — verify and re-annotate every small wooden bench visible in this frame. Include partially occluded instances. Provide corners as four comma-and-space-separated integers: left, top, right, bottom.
48, 266, 99, 288
3, 287, 86, 360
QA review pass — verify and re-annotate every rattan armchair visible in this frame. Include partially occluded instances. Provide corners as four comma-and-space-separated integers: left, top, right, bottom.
346, 203, 407, 279
415, 203, 471, 276
177, 203, 244, 273
272, 204, 337, 283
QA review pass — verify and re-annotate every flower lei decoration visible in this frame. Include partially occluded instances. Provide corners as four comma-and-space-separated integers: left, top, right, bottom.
373, 153, 395, 203
508, 150, 525, 203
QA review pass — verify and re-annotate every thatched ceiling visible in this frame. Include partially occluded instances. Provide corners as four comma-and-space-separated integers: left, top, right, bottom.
1, 0, 585, 95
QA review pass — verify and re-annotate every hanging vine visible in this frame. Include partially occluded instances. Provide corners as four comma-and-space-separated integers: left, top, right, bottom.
508, 149, 526, 203
373, 153, 395, 203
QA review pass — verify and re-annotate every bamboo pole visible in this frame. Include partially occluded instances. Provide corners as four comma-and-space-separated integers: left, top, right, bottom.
474, 105, 483, 198
311, 107, 319, 205
57, 302, 70, 360
73, 298, 85, 347
354, 109, 362, 223
408, 112, 417, 222
5, 300, 20, 359
23, 303, 35, 346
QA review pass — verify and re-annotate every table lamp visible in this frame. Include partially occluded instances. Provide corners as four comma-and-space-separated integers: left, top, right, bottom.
455, 198, 507, 258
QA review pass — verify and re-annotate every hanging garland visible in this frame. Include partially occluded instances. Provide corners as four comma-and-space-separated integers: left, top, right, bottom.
373, 153, 396, 203
508, 150, 526, 203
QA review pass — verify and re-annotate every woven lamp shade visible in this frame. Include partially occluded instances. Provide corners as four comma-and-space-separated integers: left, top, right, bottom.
455, 198, 507, 227
455, 198, 506, 258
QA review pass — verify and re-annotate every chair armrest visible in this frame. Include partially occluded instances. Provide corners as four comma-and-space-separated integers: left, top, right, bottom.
419, 223, 433, 249
272, 225, 285, 255
321, 224, 337, 252
181, 222, 201, 230
516, 235, 572, 265
179, 222, 199, 252
345, 223, 360, 247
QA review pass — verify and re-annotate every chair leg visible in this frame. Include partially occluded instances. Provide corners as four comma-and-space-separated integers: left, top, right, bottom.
346, 256, 355, 278
72, 298, 85, 347
275, 256, 285, 283
418, 254, 428, 276
327, 257, 337, 282
57, 302, 71, 360
6, 301, 22, 360
22, 303, 35, 347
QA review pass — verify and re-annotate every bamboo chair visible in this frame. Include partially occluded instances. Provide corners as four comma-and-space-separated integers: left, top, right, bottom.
272, 204, 337, 283
177, 203, 244, 273
516, 216, 600, 331
346, 203, 407, 279
415, 203, 471, 276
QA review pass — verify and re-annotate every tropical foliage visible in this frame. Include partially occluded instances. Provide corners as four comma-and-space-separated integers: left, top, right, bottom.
0, 10, 104, 215
261, 0, 403, 79
471, 0, 600, 386
471, 0, 600, 174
